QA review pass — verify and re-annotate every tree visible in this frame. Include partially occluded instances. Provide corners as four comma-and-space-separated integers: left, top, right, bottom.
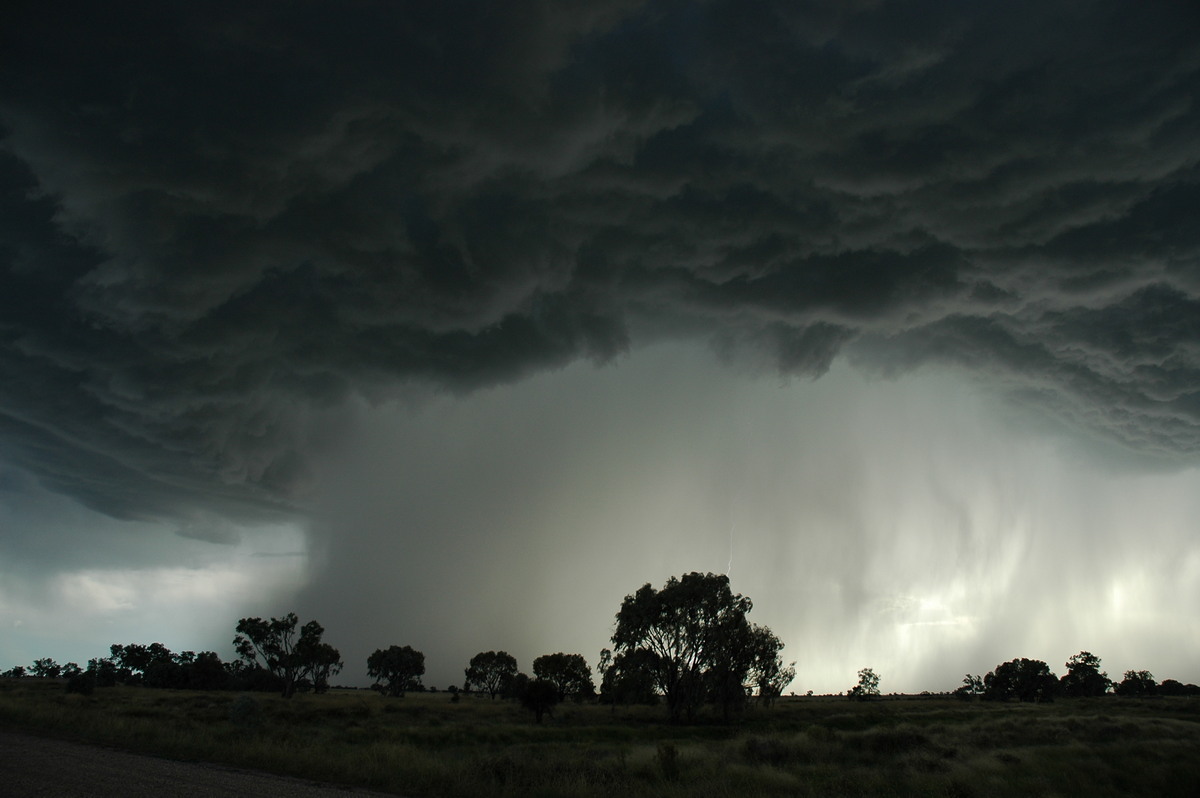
109, 642, 177, 685
464, 651, 518, 699
367, 645, 426, 697
746, 625, 795, 707
611, 572, 757, 723
1060, 651, 1111, 697
302, 641, 343, 694
848, 668, 881, 700
30, 658, 61, 678
953, 674, 984, 700
187, 651, 230, 691
519, 678, 560, 723
234, 613, 342, 698
984, 658, 1058, 702
1115, 669, 1157, 696
532, 653, 595, 702
85, 658, 119, 688
3, 665, 26, 678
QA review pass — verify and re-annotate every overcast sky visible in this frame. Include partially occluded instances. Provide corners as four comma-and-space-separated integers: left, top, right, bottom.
2, 0, 1199, 693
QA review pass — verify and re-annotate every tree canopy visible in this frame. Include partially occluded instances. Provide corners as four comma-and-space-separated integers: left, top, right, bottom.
367, 645, 425, 697
464, 650, 518, 699
984, 658, 1058, 702
234, 613, 342, 698
532, 653, 595, 701
611, 571, 784, 722
1060, 651, 1111, 697
848, 667, 881, 700
1115, 669, 1157, 696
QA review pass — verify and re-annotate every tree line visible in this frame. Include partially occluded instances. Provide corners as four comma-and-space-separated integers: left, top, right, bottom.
947, 651, 1200, 702
1, 572, 793, 722
4, 572, 1194, 721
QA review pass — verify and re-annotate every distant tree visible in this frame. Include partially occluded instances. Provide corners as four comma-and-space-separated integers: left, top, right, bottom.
109, 644, 146, 683
109, 642, 180, 686
65, 669, 95, 695
1157, 678, 1194, 697
144, 646, 187, 689
3, 665, 26, 678
519, 678, 560, 723
234, 613, 342, 699
60, 662, 82, 678
746, 625, 795, 707
464, 651, 518, 699
532, 653, 595, 702
367, 645, 426, 697
30, 658, 61, 678
1060, 651, 1111, 697
611, 572, 756, 723
848, 668, 881, 700
1115, 670, 1157, 696
82, 658, 116, 688
984, 659, 1058, 702
188, 651, 230, 691
953, 674, 985, 700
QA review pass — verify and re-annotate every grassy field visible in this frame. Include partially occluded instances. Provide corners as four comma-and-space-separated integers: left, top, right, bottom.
3, 679, 1199, 797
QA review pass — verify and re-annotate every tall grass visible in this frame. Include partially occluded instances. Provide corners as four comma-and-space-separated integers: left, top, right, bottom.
3, 678, 1199, 797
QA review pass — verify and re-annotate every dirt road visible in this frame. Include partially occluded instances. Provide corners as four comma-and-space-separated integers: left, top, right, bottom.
0, 730, 400, 797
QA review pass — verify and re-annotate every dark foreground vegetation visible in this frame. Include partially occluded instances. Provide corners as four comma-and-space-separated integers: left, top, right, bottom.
3, 678, 1199, 798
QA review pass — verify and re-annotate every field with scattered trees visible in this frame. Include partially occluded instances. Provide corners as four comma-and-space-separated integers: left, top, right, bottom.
3, 678, 1200, 797
4, 572, 1199, 796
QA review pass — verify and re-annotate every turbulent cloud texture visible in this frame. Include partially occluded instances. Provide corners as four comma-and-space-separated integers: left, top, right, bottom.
4, 1, 1199, 523
2, 1, 1199, 685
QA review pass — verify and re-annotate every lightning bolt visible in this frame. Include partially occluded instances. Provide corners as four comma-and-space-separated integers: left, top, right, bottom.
726, 486, 743, 577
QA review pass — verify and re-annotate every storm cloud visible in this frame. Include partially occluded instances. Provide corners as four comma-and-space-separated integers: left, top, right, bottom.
2, 1, 1199, 688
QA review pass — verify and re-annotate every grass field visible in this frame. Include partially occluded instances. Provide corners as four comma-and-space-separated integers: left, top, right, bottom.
3, 678, 1199, 797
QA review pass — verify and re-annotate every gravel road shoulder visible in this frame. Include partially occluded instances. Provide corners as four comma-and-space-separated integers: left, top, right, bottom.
0, 729, 402, 797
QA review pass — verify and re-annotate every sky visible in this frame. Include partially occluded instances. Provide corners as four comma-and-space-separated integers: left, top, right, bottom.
1, 0, 1199, 694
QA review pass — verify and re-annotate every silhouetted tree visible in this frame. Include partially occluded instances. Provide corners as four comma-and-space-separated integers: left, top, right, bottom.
984, 658, 1058, 702
187, 651, 230, 691
611, 572, 757, 723
953, 674, 985, 700
234, 613, 341, 699
65, 669, 95, 695
30, 658, 61, 678
1158, 679, 1199, 696
302, 641, 343, 693
532, 653, 595, 702
3, 665, 26, 678
1115, 669, 1157, 696
86, 658, 119, 688
1060, 651, 1110, 697
367, 645, 426, 697
109, 642, 177, 685
464, 651, 518, 699
520, 678, 560, 723
848, 667, 881, 700
746, 625, 795, 707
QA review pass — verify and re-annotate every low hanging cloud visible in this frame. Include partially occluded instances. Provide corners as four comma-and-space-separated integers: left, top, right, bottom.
2, 0, 1199, 529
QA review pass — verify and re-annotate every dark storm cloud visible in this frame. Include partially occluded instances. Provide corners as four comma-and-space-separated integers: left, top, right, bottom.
2, 0, 1199, 521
